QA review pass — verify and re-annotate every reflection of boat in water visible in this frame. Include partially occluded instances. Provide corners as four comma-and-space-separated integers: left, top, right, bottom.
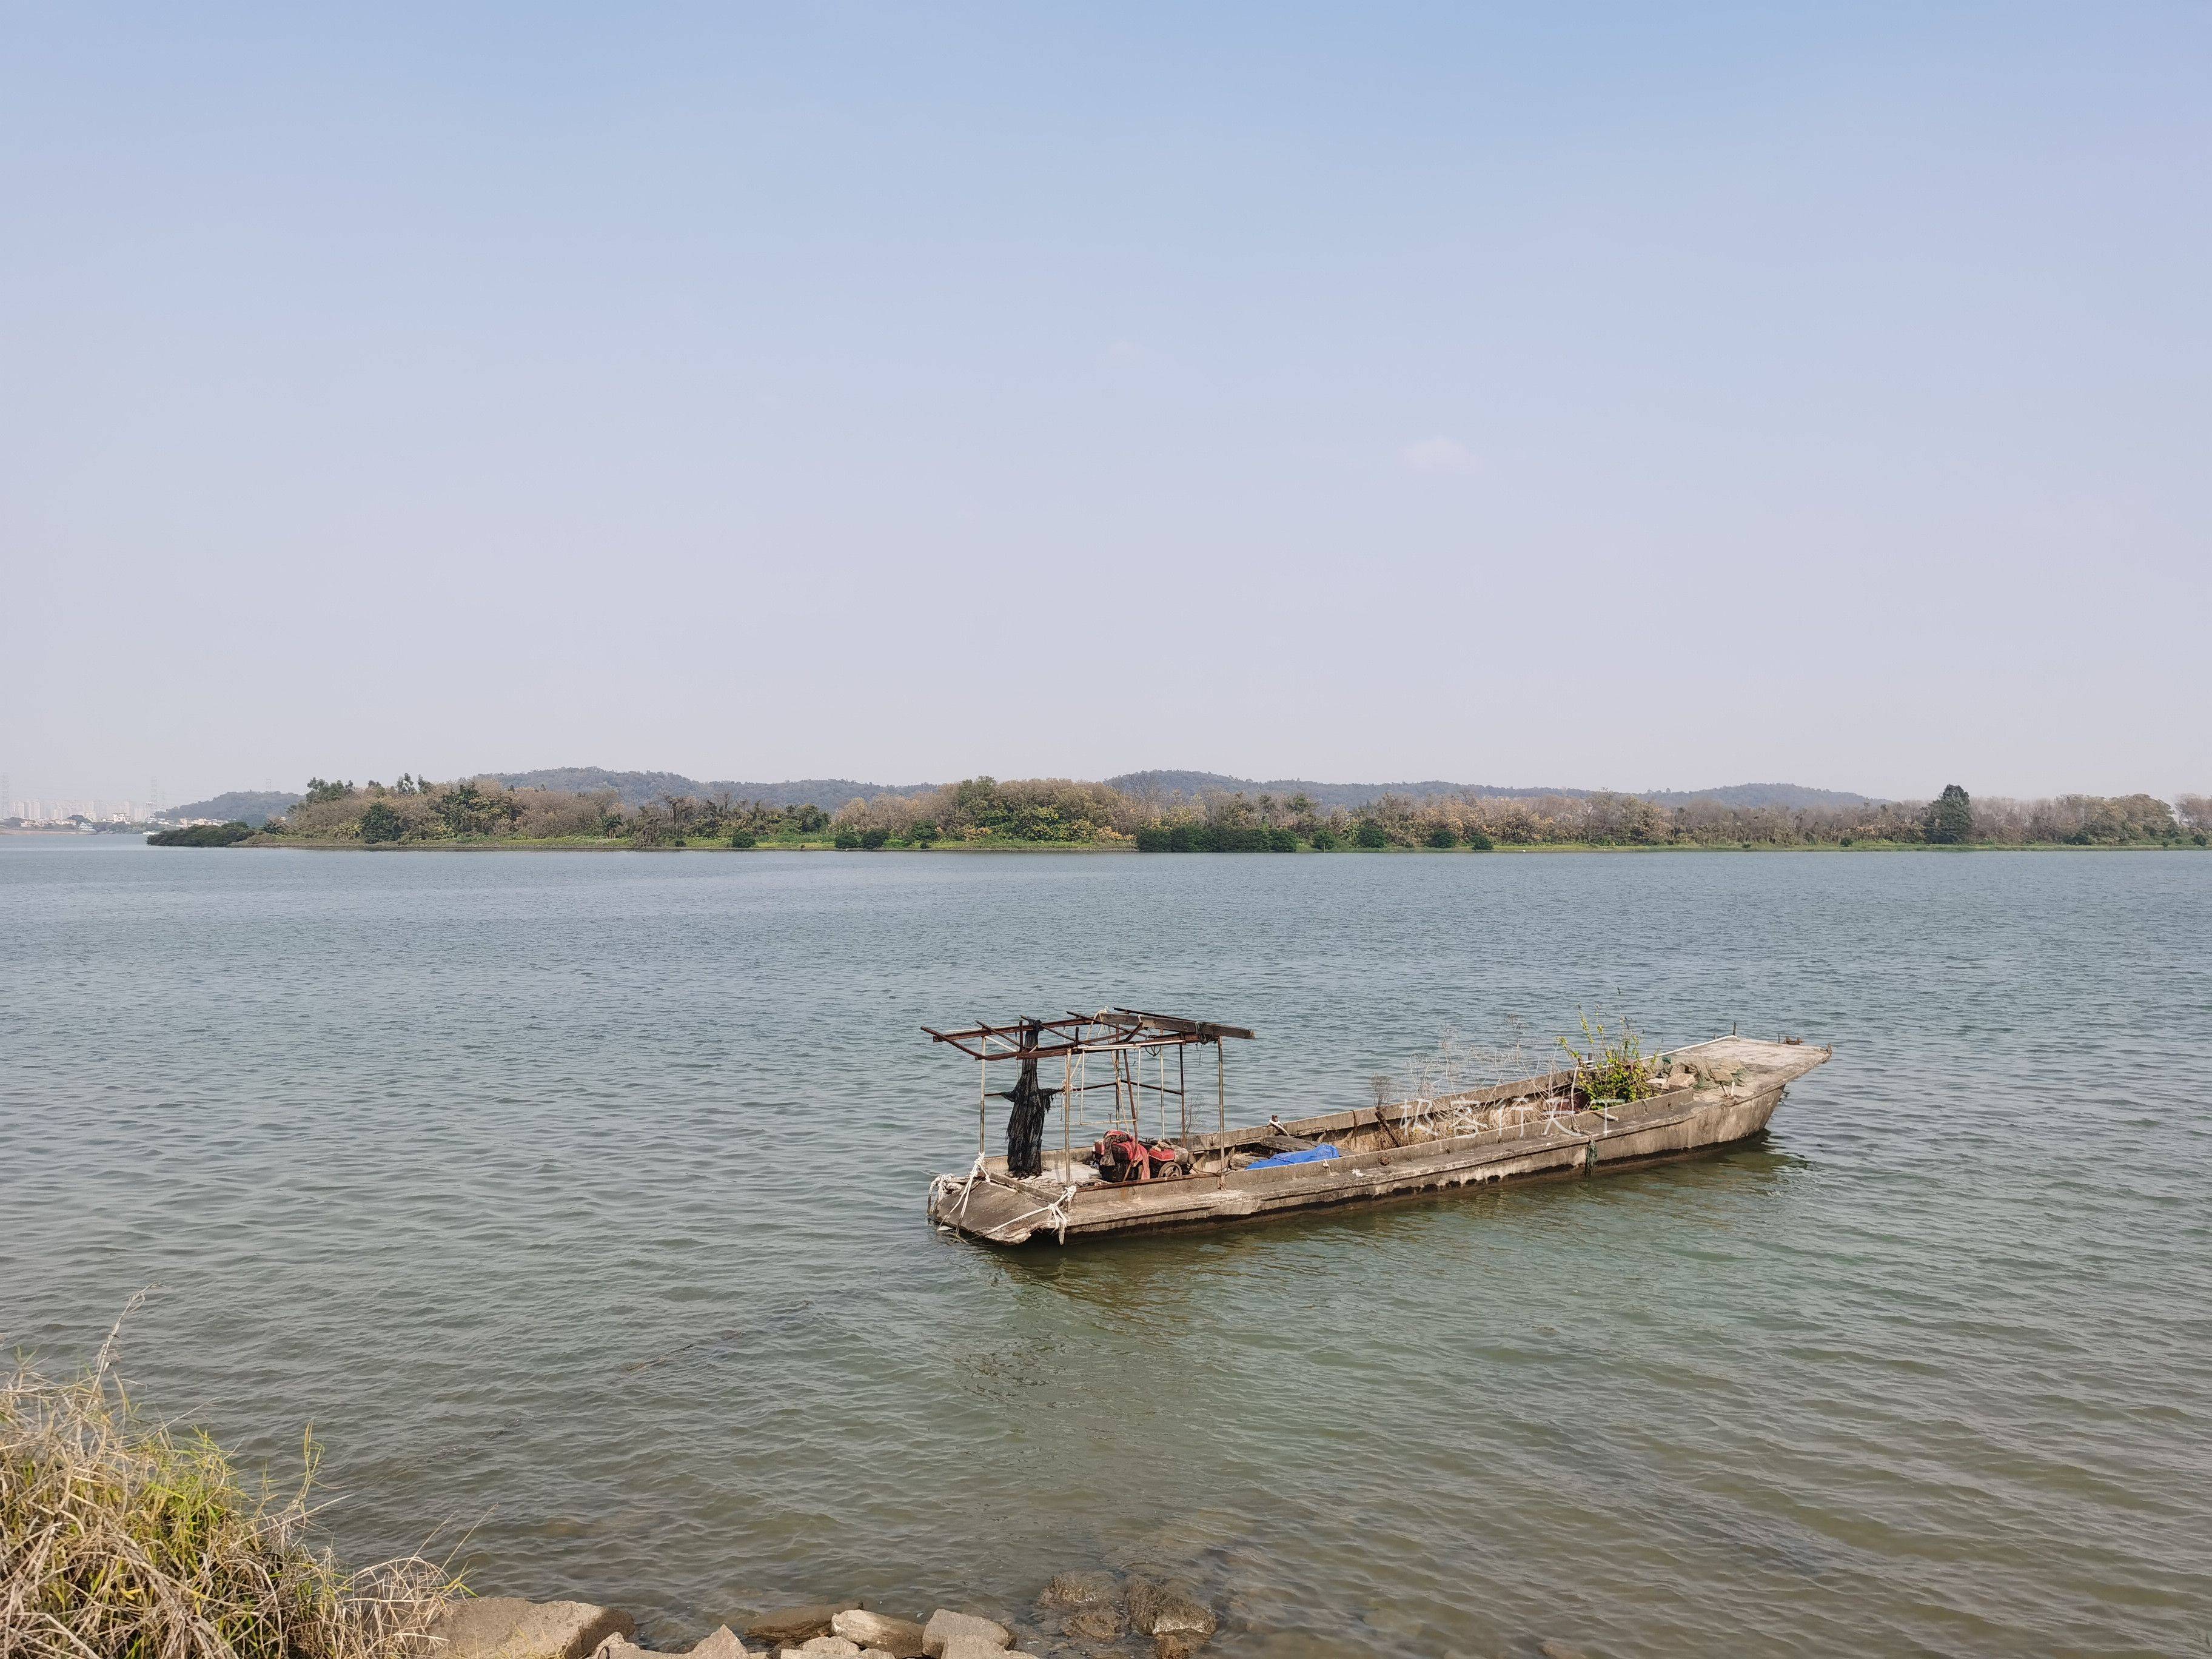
923, 1010, 1831, 1247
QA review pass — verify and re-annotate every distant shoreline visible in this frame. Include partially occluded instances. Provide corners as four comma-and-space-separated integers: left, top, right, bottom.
176, 836, 2211, 856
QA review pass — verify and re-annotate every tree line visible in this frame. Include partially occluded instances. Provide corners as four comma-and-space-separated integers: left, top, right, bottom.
224, 775, 2212, 851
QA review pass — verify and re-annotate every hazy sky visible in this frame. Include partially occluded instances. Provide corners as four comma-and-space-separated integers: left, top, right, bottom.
5, 4, 2207, 804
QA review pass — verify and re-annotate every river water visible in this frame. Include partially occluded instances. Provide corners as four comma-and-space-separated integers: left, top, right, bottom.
3, 838, 2208, 1657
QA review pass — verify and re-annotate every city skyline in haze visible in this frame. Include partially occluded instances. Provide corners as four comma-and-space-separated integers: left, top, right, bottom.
6, 5, 2208, 804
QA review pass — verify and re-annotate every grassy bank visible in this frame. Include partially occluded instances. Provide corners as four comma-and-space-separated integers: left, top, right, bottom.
0, 1313, 460, 1659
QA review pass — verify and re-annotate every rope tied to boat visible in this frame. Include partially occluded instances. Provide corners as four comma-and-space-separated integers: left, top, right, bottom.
929, 1154, 992, 1234
992, 1182, 1081, 1244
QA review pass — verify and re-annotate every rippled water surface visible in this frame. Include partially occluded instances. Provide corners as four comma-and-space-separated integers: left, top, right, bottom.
5, 839, 2210, 1657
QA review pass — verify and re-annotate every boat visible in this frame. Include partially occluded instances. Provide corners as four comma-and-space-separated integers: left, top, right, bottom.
922, 1009, 1831, 1245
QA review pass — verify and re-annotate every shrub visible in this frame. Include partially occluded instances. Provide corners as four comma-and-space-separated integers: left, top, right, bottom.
833, 827, 863, 850
358, 801, 405, 844
728, 827, 757, 848
1425, 824, 1458, 849
1463, 829, 1494, 851
1309, 826, 1341, 851
908, 822, 939, 848
0, 1319, 460, 1659
859, 827, 890, 850
1267, 826, 1297, 852
1354, 821, 1390, 848
149, 822, 255, 848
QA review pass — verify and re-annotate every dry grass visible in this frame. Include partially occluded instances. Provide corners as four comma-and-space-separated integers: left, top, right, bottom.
1, 1305, 460, 1659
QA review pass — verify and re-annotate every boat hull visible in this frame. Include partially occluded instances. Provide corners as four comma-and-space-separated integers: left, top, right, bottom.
926, 1035, 1828, 1246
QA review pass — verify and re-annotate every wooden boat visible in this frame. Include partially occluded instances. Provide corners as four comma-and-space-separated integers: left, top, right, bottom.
923, 1010, 1831, 1245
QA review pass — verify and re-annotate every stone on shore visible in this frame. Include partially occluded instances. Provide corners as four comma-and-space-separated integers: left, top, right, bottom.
830, 1611, 926, 1658
920, 1611, 1010, 1657
431, 1597, 637, 1659
1121, 1580, 1216, 1658
597, 1626, 750, 1659
797, 1640, 861, 1657
1036, 1573, 1119, 1612
746, 1607, 855, 1649
1062, 1608, 1125, 1642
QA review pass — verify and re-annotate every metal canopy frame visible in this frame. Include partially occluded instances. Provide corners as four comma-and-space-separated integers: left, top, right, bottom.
924, 1008, 1256, 1170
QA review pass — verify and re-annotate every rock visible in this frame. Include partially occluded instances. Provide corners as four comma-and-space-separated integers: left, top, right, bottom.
798, 1641, 861, 1658
1061, 1608, 1125, 1642
920, 1611, 1011, 1657
933, 1639, 1008, 1659
1117, 1581, 1214, 1658
1036, 1574, 1119, 1613
597, 1627, 749, 1659
1146, 1592, 1215, 1641
746, 1608, 854, 1649
431, 1598, 637, 1659
830, 1612, 925, 1659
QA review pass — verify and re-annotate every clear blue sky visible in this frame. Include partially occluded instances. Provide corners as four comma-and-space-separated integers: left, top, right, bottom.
5, 4, 2207, 802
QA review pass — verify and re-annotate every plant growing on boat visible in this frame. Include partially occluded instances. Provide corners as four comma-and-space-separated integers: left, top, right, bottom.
1558, 1012, 1657, 1104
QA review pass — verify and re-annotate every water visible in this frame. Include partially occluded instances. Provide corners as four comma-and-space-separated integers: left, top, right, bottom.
4, 839, 2208, 1658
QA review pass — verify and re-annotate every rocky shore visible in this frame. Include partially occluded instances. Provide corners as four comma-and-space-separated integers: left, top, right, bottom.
430, 1569, 1219, 1659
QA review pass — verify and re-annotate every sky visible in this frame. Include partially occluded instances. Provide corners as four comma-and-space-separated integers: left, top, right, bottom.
4, 3, 2208, 805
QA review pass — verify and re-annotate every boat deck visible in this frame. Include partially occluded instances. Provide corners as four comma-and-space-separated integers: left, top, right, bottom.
927, 1034, 1830, 1245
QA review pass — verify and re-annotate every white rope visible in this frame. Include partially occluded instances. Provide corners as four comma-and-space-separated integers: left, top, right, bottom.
993, 1183, 1080, 1244
928, 1153, 991, 1233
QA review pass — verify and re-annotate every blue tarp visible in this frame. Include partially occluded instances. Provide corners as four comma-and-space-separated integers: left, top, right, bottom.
1247, 1143, 1341, 1170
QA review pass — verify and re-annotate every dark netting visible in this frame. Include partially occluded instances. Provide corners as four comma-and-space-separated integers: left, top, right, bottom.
997, 1021, 1060, 1178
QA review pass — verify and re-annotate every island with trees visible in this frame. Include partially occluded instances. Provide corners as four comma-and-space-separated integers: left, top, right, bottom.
147, 774, 2212, 853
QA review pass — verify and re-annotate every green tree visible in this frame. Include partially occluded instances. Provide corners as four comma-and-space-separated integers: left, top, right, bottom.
358, 800, 404, 843
1426, 823, 1458, 848
1355, 820, 1390, 848
1925, 784, 1973, 845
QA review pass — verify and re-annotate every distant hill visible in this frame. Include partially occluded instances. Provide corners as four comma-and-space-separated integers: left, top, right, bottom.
167, 790, 303, 826
1106, 771, 1880, 811
1640, 782, 1880, 809
488, 767, 931, 811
